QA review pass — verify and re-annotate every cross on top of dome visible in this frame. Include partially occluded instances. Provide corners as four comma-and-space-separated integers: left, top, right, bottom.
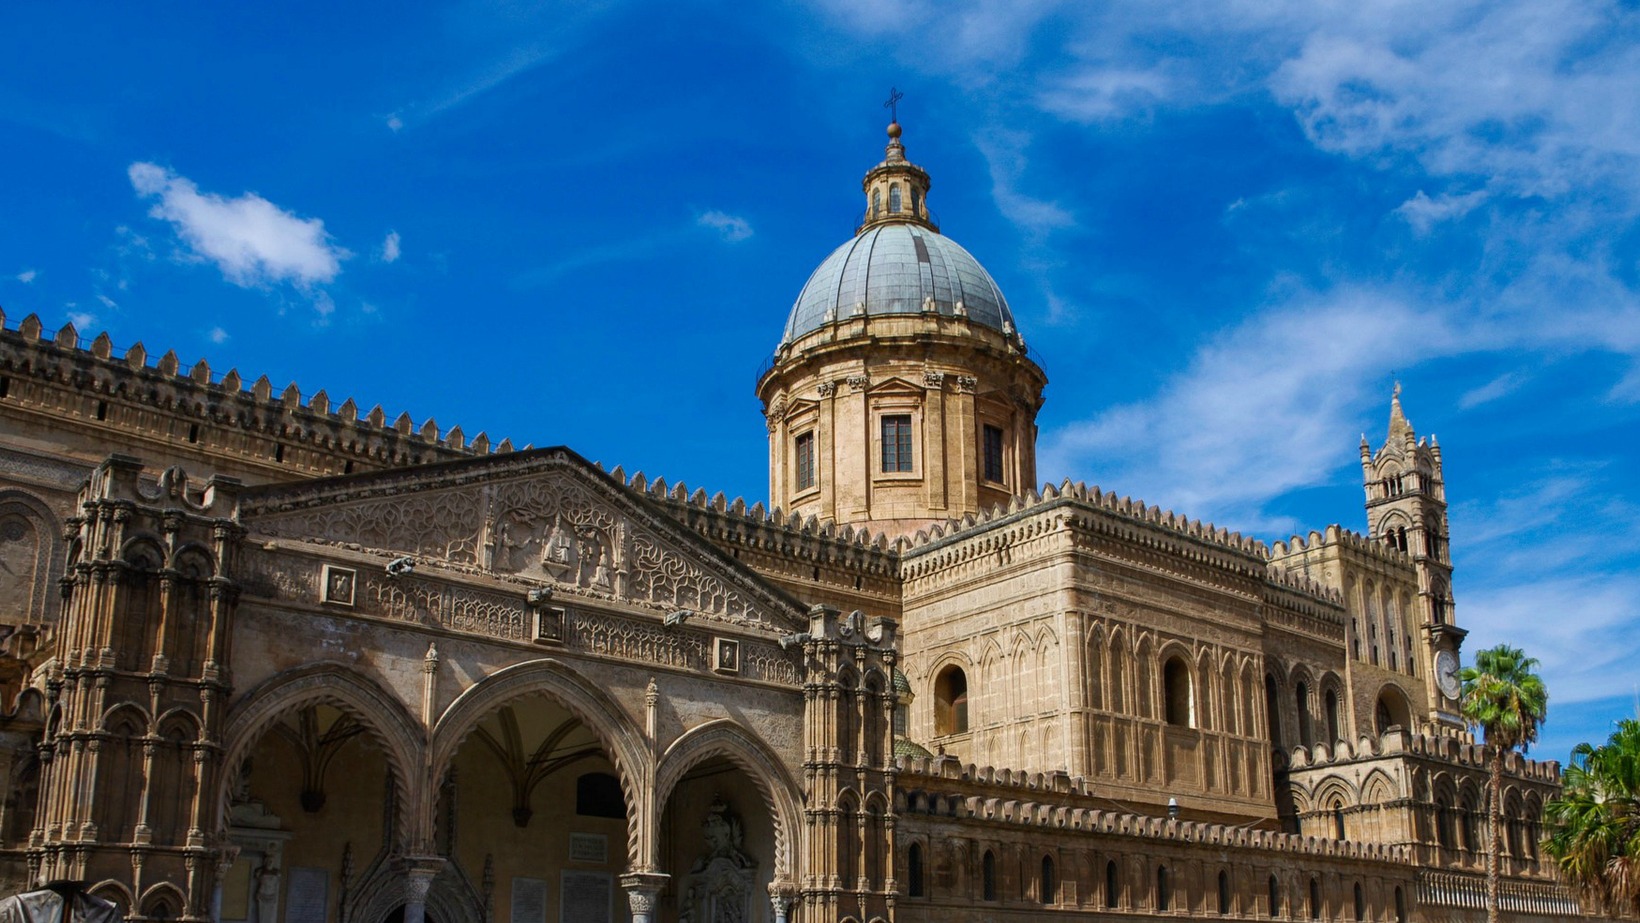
860, 92, 935, 234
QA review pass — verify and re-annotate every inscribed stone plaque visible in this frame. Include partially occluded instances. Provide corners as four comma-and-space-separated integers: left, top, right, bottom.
285, 867, 328, 923
510, 877, 548, 923
568, 833, 607, 864
220, 858, 251, 921
559, 872, 611, 923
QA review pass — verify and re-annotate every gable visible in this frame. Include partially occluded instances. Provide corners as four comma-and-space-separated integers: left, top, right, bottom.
239, 448, 806, 633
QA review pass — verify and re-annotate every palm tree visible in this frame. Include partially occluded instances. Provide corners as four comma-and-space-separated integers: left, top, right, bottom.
1543, 717, 1640, 916
1459, 644, 1548, 923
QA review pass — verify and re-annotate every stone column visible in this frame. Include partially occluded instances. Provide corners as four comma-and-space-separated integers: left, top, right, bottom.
619, 872, 669, 923
768, 880, 796, 923
399, 858, 445, 923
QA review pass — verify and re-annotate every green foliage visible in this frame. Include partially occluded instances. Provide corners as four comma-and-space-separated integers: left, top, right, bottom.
1544, 718, 1640, 916
1459, 645, 1548, 753
1459, 644, 1548, 923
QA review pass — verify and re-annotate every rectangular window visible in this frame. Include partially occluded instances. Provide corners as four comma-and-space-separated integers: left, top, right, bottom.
881, 415, 913, 473
794, 431, 816, 490
983, 424, 1005, 483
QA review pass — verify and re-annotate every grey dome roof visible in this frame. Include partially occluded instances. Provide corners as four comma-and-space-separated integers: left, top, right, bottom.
783, 224, 1015, 343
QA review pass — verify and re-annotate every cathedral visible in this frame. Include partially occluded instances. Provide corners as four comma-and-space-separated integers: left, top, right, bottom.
0, 119, 1595, 923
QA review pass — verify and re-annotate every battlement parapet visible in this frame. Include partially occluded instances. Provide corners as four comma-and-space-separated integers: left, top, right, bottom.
1270, 523, 1416, 569
615, 467, 901, 576
901, 479, 1269, 560
0, 312, 513, 475
894, 756, 1410, 864
1285, 728, 1561, 782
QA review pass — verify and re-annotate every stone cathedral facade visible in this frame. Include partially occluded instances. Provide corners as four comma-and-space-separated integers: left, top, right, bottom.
0, 121, 1599, 923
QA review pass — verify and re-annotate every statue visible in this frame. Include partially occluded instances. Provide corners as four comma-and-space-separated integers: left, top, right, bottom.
541, 515, 577, 581
681, 795, 756, 923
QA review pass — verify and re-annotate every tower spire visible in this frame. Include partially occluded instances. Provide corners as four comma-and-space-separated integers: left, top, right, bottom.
1388, 381, 1414, 441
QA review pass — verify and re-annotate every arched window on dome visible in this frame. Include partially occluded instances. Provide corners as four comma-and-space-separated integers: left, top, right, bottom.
872, 188, 881, 218
890, 184, 902, 213
911, 187, 921, 216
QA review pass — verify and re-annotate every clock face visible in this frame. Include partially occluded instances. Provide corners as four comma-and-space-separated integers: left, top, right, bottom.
1435, 651, 1461, 700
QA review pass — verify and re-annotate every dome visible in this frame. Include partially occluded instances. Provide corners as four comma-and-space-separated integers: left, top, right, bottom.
783, 223, 1016, 344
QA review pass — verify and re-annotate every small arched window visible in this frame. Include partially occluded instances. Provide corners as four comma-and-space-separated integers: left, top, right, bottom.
1394, 886, 1406, 923
935, 666, 969, 734
1106, 860, 1119, 908
890, 184, 903, 212
1309, 877, 1321, 919
872, 189, 881, 218
1354, 882, 1365, 921
1296, 682, 1314, 746
1436, 794, 1456, 848
1325, 689, 1341, 744
1041, 855, 1055, 904
1218, 870, 1231, 915
1333, 803, 1347, 840
1164, 657, 1193, 727
911, 188, 921, 216
1157, 866, 1171, 912
1265, 674, 1282, 746
1269, 876, 1282, 918
907, 842, 925, 897
982, 850, 997, 901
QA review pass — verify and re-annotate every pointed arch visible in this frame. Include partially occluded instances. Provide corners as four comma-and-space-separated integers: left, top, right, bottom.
138, 882, 187, 920
655, 719, 802, 882
101, 701, 151, 735
1085, 624, 1105, 711
219, 662, 424, 847
1360, 769, 1397, 805
1106, 625, 1129, 713
0, 488, 61, 623
431, 657, 651, 867
88, 881, 133, 918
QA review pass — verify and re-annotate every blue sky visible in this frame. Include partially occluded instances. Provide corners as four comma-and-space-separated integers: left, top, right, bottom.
3, 1, 1637, 763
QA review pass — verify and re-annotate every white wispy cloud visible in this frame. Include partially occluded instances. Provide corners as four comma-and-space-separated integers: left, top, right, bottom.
381, 230, 401, 263
1457, 372, 1525, 409
1396, 189, 1488, 235
15, 269, 36, 284
128, 162, 349, 291
1037, 67, 1171, 123
208, 326, 229, 344
973, 130, 1073, 240
67, 311, 95, 330
697, 210, 754, 242
1039, 286, 1454, 531
1456, 466, 1640, 704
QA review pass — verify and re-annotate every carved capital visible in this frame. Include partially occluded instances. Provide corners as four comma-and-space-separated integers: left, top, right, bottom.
398, 857, 445, 903
846, 374, 870, 392
955, 375, 978, 393
620, 871, 670, 916
816, 381, 837, 398
923, 371, 946, 389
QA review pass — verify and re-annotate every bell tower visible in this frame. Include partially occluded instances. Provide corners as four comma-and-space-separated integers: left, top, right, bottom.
757, 113, 1046, 537
1361, 385, 1465, 725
